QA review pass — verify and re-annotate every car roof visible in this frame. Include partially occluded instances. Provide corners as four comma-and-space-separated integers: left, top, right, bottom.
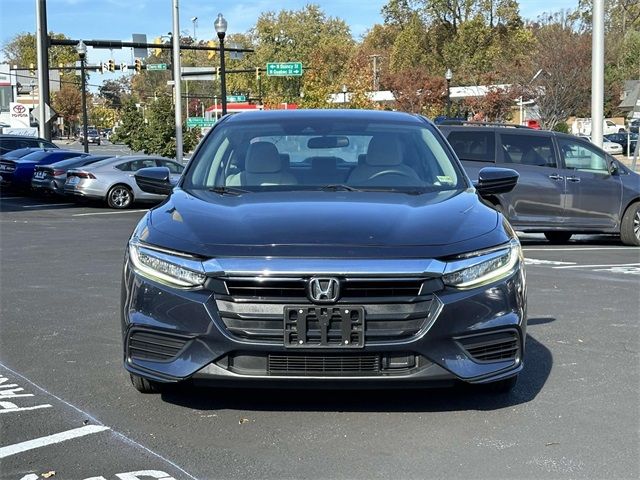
439, 124, 555, 137
0, 147, 44, 159
0, 135, 52, 141
80, 155, 172, 169
223, 109, 424, 125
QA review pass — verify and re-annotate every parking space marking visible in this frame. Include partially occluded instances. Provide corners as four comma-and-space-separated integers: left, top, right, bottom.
0, 425, 110, 459
552, 263, 640, 269
72, 209, 147, 217
524, 258, 576, 266
523, 247, 639, 251
0, 363, 198, 480
0, 196, 25, 200
22, 203, 75, 208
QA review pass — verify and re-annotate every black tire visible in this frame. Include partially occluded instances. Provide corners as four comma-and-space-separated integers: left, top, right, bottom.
106, 184, 133, 209
620, 202, 640, 246
129, 373, 163, 394
480, 375, 518, 393
544, 231, 572, 244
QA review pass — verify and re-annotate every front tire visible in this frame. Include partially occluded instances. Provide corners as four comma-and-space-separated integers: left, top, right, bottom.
544, 231, 572, 244
620, 202, 640, 246
107, 185, 133, 209
129, 373, 163, 394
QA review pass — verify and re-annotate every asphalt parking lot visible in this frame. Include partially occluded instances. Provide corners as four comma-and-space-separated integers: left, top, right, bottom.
1, 192, 638, 480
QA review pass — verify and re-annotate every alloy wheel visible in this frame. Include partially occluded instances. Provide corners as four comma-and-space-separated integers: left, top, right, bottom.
110, 187, 131, 208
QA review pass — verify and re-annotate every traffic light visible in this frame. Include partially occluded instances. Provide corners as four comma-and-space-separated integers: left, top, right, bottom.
59, 63, 64, 76
216, 67, 220, 78
255, 67, 260, 80
108, 59, 115, 72
29, 63, 35, 76
207, 40, 216, 60
134, 59, 142, 74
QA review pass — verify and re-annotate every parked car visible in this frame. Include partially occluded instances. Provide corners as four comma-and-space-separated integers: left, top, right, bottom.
0, 134, 58, 156
31, 155, 112, 195
439, 124, 640, 245
577, 134, 623, 156
122, 109, 526, 394
605, 132, 638, 156
629, 119, 639, 134
79, 129, 101, 145
0, 149, 88, 190
64, 155, 184, 208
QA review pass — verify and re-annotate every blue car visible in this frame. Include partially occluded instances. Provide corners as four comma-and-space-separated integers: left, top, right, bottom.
0, 149, 88, 190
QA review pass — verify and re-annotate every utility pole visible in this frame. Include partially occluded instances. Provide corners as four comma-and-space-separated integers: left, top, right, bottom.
591, 0, 605, 148
172, 0, 183, 163
369, 54, 381, 91
35, 0, 51, 139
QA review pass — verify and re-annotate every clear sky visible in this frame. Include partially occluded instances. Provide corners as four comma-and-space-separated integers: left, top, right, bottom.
0, 0, 579, 67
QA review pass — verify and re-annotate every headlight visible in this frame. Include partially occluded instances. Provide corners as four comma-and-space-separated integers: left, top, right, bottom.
442, 239, 522, 289
128, 239, 206, 288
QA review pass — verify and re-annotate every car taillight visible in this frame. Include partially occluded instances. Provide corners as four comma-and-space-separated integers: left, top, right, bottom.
68, 171, 96, 179
53, 169, 65, 176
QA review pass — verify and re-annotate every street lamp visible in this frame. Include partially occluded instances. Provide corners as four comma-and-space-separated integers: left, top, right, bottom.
215, 13, 228, 116
342, 84, 348, 107
76, 40, 89, 153
445, 68, 453, 118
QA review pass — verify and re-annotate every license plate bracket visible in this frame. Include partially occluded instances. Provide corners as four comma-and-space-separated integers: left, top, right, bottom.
284, 306, 365, 349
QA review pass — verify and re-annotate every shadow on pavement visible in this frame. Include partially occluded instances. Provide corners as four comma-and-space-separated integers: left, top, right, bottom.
519, 233, 624, 247
160, 328, 553, 413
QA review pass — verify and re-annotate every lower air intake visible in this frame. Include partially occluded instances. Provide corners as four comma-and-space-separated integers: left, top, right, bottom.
459, 330, 519, 363
128, 330, 188, 362
268, 354, 380, 376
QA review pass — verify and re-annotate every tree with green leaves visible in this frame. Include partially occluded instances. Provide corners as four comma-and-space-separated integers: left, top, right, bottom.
2, 32, 78, 68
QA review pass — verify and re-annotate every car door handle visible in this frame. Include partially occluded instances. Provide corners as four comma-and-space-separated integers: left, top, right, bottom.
566, 176, 581, 183
548, 174, 564, 181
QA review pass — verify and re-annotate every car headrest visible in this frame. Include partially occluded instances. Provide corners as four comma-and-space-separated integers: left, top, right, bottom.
246, 142, 282, 173
366, 135, 403, 166
310, 156, 338, 170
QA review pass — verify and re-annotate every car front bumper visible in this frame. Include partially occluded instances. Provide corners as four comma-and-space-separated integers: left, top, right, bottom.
121, 254, 527, 388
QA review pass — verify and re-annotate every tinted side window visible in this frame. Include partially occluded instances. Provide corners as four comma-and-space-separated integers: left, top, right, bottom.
115, 162, 133, 171
499, 134, 557, 167
129, 159, 157, 171
157, 159, 184, 173
558, 138, 608, 172
446, 130, 495, 162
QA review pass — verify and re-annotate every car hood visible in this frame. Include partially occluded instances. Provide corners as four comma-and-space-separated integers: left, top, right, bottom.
138, 188, 507, 258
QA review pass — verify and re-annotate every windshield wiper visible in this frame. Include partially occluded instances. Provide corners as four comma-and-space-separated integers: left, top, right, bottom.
208, 186, 251, 195
318, 184, 361, 192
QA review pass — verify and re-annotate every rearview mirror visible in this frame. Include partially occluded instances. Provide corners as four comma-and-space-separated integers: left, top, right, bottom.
134, 167, 173, 195
307, 136, 349, 149
474, 167, 519, 197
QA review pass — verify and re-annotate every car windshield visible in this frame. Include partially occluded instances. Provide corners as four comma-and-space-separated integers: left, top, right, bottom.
183, 116, 465, 193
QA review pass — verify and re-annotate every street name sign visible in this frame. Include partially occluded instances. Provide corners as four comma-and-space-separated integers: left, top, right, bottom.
266, 62, 303, 77
147, 63, 168, 71
186, 117, 216, 127
226, 95, 246, 102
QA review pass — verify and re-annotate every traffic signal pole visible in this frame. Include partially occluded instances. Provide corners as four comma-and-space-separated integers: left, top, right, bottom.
171, 0, 183, 163
36, 0, 51, 140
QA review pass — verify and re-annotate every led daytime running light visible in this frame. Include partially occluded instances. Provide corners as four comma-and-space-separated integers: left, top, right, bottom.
129, 242, 206, 288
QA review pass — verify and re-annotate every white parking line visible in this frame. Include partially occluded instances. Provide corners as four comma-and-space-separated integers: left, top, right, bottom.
0, 425, 110, 459
0, 363, 197, 479
0, 196, 25, 200
553, 263, 640, 269
23, 203, 75, 208
72, 209, 147, 217
523, 247, 638, 251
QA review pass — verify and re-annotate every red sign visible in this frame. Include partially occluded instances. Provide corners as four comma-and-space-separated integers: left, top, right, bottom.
13, 104, 26, 114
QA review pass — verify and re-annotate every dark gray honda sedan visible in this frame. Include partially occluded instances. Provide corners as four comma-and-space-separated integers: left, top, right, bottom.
121, 110, 526, 395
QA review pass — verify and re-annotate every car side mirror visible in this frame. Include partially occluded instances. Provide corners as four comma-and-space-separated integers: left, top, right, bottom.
134, 167, 173, 195
474, 167, 519, 197
608, 160, 619, 176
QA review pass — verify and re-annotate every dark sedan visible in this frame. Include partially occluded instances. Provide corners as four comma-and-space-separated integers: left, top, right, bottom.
31, 155, 112, 195
122, 110, 526, 395
0, 134, 58, 156
605, 132, 638, 156
0, 149, 87, 190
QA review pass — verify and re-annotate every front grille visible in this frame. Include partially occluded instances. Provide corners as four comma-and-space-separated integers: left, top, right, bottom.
128, 330, 189, 361
268, 354, 380, 376
224, 277, 424, 302
458, 331, 519, 363
214, 276, 439, 344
